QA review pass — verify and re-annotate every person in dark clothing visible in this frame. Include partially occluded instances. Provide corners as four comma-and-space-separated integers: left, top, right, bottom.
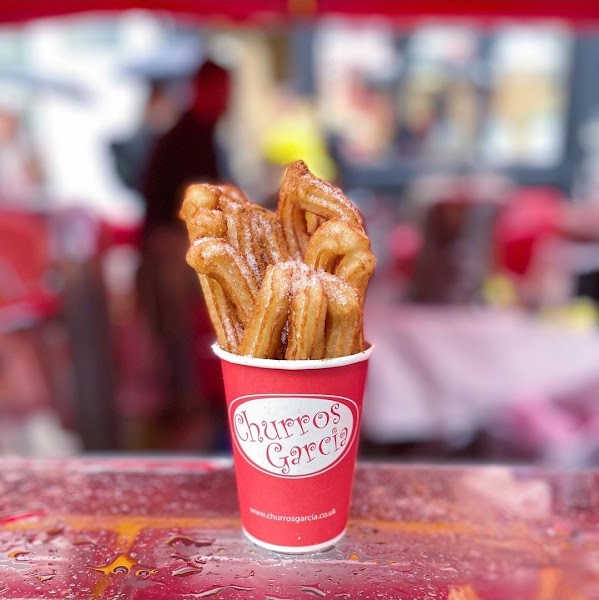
137, 60, 232, 451
141, 60, 231, 231
110, 80, 180, 193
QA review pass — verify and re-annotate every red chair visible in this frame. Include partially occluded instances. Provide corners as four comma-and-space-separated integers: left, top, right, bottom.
0, 210, 63, 438
494, 187, 565, 278
0, 211, 59, 332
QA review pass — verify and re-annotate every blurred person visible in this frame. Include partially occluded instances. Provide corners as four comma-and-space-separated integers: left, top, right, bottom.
424, 78, 479, 162
495, 188, 599, 313
0, 105, 44, 206
408, 173, 508, 304
261, 88, 337, 204
110, 80, 181, 193
141, 60, 231, 222
396, 80, 437, 157
336, 71, 396, 163
136, 59, 232, 451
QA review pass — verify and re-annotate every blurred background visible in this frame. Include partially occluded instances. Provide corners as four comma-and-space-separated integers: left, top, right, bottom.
2, 1, 599, 467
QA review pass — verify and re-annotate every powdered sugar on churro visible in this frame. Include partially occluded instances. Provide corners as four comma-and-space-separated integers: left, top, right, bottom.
180, 160, 374, 358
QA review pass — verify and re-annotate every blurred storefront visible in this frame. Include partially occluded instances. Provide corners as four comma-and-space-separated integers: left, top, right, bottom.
0, 10, 596, 208
1, 2, 599, 461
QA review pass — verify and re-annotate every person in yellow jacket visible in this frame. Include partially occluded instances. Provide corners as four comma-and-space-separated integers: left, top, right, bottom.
261, 94, 337, 191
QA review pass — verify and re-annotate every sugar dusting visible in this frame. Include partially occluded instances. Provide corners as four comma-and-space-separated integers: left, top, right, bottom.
183, 160, 371, 359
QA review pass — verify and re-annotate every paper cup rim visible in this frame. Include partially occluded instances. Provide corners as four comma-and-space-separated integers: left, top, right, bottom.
212, 343, 374, 370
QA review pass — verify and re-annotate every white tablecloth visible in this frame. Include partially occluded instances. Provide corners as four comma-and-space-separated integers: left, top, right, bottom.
362, 300, 599, 456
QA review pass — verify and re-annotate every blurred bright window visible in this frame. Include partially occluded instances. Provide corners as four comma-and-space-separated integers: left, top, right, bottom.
314, 19, 399, 163
482, 25, 571, 168
398, 26, 480, 163
0, 12, 181, 223
313, 20, 573, 170
0, 14, 578, 220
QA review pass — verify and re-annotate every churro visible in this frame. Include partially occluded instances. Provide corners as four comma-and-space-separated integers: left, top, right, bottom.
238, 263, 294, 359
278, 160, 364, 258
186, 237, 258, 328
286, 268, 327, 360
180, 160, 375, 359
304, 220, 376, 293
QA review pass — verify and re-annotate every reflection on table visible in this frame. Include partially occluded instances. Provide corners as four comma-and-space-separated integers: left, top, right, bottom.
0, 458, 597, 599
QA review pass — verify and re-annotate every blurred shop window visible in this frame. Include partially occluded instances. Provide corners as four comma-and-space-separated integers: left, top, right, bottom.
3, 11, 187, 224
314, 22, 482, 165
481, 26, 571, 168
313, 21, 573, 172
313, 19, 399, 163
397, 26, 480, 162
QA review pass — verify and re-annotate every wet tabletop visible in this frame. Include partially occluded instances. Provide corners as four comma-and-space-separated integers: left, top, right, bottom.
0, 458, 597, 599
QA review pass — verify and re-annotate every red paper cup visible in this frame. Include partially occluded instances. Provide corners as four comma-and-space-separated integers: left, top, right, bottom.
213, 343, 373, 554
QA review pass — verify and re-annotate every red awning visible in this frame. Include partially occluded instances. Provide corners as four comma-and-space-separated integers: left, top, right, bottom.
0, 0, 598, 25
0, 1, 285, 25
318, 0, 599, 23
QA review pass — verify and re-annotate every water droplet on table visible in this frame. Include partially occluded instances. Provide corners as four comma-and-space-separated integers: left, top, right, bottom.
195, 585, 255, 597
8, 549, 30, 561
166, 534, 214, 547
172, 565, 203, 576
88, 553, 137, 575
299, 584, 326, 597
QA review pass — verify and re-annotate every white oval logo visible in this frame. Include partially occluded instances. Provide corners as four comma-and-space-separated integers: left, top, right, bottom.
230, 394, 357, 479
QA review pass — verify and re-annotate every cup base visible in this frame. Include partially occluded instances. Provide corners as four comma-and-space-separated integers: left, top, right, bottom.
242, 527, 346, 554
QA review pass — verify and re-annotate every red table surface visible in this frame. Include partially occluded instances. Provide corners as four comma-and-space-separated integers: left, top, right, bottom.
0, 458, 597, 599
